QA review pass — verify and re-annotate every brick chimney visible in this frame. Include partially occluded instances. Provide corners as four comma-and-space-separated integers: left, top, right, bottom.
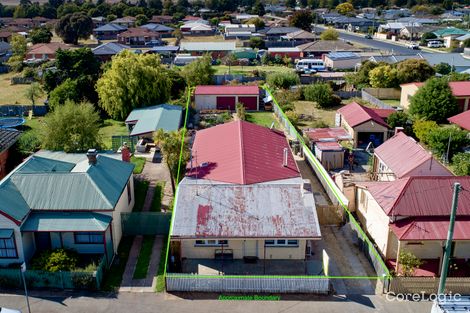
121, 142, 131, 163
87, 149, 98, 165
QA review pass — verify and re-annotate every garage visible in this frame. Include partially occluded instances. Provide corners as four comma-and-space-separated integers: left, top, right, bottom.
238, 96, 258, 110
216, 96, 236, 110
357, 132, 385, 148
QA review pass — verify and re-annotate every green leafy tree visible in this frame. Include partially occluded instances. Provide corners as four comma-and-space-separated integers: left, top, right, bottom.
154, 129, 189, 193
252, 0, 265, 16
304, 82, 339, 108
97, 51, 171, 120
345, 60, 379, 88
320, 28, 339, 40
412, 119, 438, 145
286, 0, 296, 8
31, 249, 79, 272
48, 78, 81, 109
7, 34, 27, 72
434, 62, 453, 75
447, 72, 470, 82
369, 65, 398, 88
245, 17, 265, 29
452, 153, 470, 176
135, 13, 149, 26
266, 71, 300, 89
396, 59, 435, 84
41, 101, 102, 152
386, 111, 414, 136
29, 27, 53, 44
420, 32, 437, 45
249, 37, 265, 49
288, 10, 313, 31
181, 54, 215, 86
24, 82, 43, 106
398, 251, 423, 276
55, 12, 93, 44
335, 2, 354, 15
409, 77, 459, 123
427, 126, 470, 161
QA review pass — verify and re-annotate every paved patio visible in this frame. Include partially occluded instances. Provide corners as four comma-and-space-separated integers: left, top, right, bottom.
181, 259, 323, 276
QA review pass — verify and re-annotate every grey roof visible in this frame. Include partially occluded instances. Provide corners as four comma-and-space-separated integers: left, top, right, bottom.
433, 296, 470, 313
0, 129, 21, 153
125, 104, 183, 136
141, 23, 174, 32
368, 54, 422, 64
0, 41, 11, 52
93, 23, 127, 32
261, 27, 302, 35
21, 211, 112, 232
172, 177, 321, 239
180, 41, 236, 52
92, 42, 129, 56
148, 45, 180, 52
420, 53, 470, 70
327, 52, 360, 60
0, 152, 134, 223
297, 40, 361, 52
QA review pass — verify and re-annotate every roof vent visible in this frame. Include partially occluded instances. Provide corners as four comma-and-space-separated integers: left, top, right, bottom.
201, 162, 209, 168
283, 148, 288, 167
87, 149, 98, 165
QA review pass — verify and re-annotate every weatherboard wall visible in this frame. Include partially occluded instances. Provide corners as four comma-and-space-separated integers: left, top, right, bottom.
0, 214, 23, 266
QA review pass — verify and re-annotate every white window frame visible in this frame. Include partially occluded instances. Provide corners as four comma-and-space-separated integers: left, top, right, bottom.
264, 239, 299, 247
194, 239, 228, 246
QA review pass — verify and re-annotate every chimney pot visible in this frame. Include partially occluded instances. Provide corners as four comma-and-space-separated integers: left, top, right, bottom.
395, 127, 404, 135
87, 149, 98, 165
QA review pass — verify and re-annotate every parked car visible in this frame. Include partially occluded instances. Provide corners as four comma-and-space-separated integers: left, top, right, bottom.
145, 40, 162, 47
0, 308, 22, 313
365, 34, 372, 39
407, 42, 420, 50
427, 41, 443, 48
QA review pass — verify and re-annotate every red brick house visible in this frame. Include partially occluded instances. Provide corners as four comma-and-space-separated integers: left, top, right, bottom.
25, 42, 72, 60
117, 28, 160, 46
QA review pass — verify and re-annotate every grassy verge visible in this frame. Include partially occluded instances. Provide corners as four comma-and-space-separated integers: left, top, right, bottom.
99, 119, 129, 150
133, 235, 155, 279
151, 182, 166, 212
101, 236, 134, 291
155, 236, 168, 292
381, 99, 400, 106
293, 100, 342, 128
131, 156, 146, 174
246, 112, 279, 128
0, 72, 47, 105
133, 179, 149, 212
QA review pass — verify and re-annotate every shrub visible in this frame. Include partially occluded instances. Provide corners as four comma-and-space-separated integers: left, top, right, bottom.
303, 83, 340, 108
285, 110, 299, 127
266, 71, 300, 89
452, 153, 470, 176
427, 126, 470, 160
310, 119, 329, 128
412, 120, 438, 145
31, 249, 79, 272
18, 131, 41, 153
386, 112, 414, 136
236, 102, 246, 120
399, 251, 423, 277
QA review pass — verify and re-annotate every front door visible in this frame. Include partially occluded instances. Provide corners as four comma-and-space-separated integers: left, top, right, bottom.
34, 232, 51, 251
243, 240, 258, 257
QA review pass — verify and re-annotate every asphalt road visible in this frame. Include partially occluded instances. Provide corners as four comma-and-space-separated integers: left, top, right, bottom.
315, 26, 428, 55
0, 291, 433, 313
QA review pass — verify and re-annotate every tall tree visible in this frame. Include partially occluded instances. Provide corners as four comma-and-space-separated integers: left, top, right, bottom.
96, 51, 172, 120
409, 77, 459, 123
148, 0, 163, 11
288, 10, 313, 31
29, 27, 53, 44
7, 34, 27, 72
40, 101, 102, 153
335, 2, 354, 15
252, 0, 265, 16
320, 27, 339, 40
25, 82, 44, 106
396, 59, 435, 85
368, 65, 398, 88
181, 54, 215, 86
286, 0, 297, 8
55, 12, 93, 44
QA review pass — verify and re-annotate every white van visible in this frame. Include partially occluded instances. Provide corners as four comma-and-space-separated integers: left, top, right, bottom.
295, 59, 326, 74
427, 41, 443, 48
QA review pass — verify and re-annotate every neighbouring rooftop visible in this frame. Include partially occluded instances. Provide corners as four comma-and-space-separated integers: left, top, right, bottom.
125, 104, 183, 136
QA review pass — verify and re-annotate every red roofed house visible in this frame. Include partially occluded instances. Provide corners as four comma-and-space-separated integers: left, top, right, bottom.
169, 120, 321, 276
448, 109, 470, 131
356, 176, 470, 277
25, 42, 72, 60
194, 85, 260, 111
117, 27, 160, 46
372, 132, 452, 181
400, 81, 470, 112
336, 102, 395, 148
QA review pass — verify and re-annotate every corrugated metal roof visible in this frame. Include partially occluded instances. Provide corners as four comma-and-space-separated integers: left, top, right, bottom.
194, 85, 259, 95
327, 52, 359, 60
180, 41, 236, 51
405, 81, 470, 97
172, 177, 321, 239
186, 120, 300, 185
17, 156, 75, 173
374, 132, 452, 178
92, 42, 129, 55
337, 102, 391, 128
390, 217, 470, 241
315, 141, 343, 151
21, 212, 111, 232
94, 23, 127, 32
433, 296, 470, 313
448, 110, 470, 131
297, 40, 360, 52
125, 104, 182, 136
358, 176, 470, 217
304, 127, 352, 142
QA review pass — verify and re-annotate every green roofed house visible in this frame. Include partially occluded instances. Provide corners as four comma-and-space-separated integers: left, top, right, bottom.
0, 149, 134, 267
433, 27, 469, 48
125, 104, 183, 138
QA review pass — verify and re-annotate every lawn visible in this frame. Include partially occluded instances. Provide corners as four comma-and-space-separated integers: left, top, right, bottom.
151, 182, 166, 212
213, 65, 294, 75
381, 99, 401, 107
0, 72, 47, 105
246, 112, 280, 128
131, 156, 146, 174
99, 119, 129, 150
133, 179, 149, 212
133, 235, 155, 279
155, 236, 168, 292
293, 101, 342, 128
101, 236, 134, 291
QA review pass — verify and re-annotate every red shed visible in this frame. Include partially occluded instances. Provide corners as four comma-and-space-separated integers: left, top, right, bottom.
194, 85, 260, 111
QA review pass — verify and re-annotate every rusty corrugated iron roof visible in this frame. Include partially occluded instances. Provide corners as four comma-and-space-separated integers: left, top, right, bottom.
171, 177, 321, 239
390, 217, 470, 241
303, 127, 351, 142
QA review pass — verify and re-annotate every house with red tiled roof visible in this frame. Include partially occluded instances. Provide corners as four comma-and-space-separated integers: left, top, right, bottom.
194, 85, 260, 111
25, 42, 72, 60
356, 176, 470, 277
336, 102, 395, 148
117, 27, 160, 46
372, 132, 452, 181
169, 120, 321, 275
448, 110, 470, 131
400, 81, 470, 112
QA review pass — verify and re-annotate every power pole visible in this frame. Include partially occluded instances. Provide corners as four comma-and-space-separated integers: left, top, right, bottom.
438, 182, 462, 295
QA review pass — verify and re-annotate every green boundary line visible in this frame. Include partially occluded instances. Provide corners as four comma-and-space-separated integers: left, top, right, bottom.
262, 85, 390, 280
162, 85, 391, 288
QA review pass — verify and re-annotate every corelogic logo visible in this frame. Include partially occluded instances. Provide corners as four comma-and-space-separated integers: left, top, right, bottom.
386, 291, 462, 302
